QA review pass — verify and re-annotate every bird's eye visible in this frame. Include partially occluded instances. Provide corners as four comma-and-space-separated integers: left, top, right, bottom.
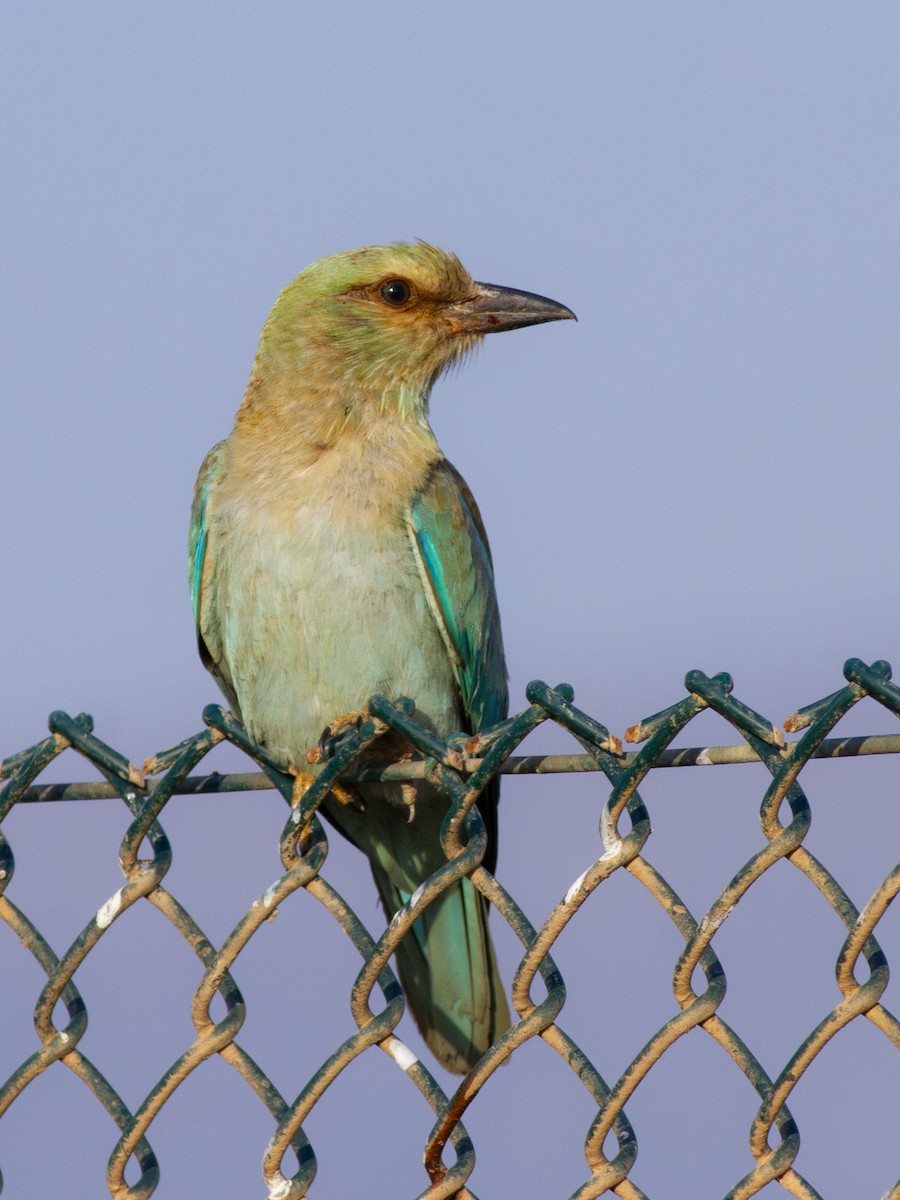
380, 279, 412, 306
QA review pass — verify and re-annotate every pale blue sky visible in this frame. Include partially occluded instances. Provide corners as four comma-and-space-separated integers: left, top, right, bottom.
2, 4, 899, 1197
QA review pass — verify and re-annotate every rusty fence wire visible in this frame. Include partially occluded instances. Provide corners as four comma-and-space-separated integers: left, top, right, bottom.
1, 658, 899, 1198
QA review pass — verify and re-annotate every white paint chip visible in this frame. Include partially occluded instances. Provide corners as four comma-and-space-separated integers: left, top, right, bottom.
97, 890, 123, 929
386, 1036, 419, 1072
267, 1177, 292, 1200
565, 868, 590, 906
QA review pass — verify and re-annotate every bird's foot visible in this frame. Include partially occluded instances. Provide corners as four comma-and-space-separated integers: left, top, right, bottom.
308, 709, 370, 763
289, 772, 364, 850
292, 762, 365, 816
330, 780, 365, 812
400, 781, 416, 823
321, 708, 370, 741
290, 772, 315, 809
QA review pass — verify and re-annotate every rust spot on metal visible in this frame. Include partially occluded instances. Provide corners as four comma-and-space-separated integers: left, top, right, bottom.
445, 747, 465, 772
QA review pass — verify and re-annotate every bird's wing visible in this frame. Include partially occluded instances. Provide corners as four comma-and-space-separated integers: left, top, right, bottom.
408, 459, 509, 737
188, 440, 236, 700
408, 459, 508, 874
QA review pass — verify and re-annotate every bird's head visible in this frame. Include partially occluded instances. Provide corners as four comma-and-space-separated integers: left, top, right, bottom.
247, 243, 575, 425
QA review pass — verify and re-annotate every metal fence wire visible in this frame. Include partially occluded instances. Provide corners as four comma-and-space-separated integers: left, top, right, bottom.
1, 658, 899, 1199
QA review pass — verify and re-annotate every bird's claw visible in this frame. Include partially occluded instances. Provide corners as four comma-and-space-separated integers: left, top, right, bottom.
308, 708, 370, 763
330, 781, 365, 813
291, 770, 364, 820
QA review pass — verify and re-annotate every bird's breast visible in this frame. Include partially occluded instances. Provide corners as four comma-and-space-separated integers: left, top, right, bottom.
206, 452, 459, 769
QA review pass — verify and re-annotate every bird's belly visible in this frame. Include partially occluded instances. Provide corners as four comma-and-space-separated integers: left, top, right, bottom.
216, 513, 459, 768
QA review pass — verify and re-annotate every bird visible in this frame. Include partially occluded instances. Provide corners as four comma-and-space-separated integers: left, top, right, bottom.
189, 242, 575, 1072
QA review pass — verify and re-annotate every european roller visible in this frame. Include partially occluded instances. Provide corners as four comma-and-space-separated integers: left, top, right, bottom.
190, 243, 575, 1072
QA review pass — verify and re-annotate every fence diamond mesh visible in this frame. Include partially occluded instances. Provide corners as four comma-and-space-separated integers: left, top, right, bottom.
1, 658, 899, 1198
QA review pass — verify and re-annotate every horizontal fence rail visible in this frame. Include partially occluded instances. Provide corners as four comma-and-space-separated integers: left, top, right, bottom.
1, 658, 899, 1198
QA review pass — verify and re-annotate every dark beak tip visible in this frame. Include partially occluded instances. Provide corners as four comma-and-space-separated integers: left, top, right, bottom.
545, 305, 577, 325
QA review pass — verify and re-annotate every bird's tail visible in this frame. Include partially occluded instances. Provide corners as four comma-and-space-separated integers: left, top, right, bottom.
371, 863, 511, 1074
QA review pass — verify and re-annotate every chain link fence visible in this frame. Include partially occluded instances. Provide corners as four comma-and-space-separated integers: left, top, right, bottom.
1, 658, 899, 1198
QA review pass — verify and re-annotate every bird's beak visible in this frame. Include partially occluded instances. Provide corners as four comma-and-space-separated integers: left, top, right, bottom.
452, 282, 577, 334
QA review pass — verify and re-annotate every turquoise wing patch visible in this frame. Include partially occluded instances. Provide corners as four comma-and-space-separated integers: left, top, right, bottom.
409, 459, 508, 734
188, 441, 227, 676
